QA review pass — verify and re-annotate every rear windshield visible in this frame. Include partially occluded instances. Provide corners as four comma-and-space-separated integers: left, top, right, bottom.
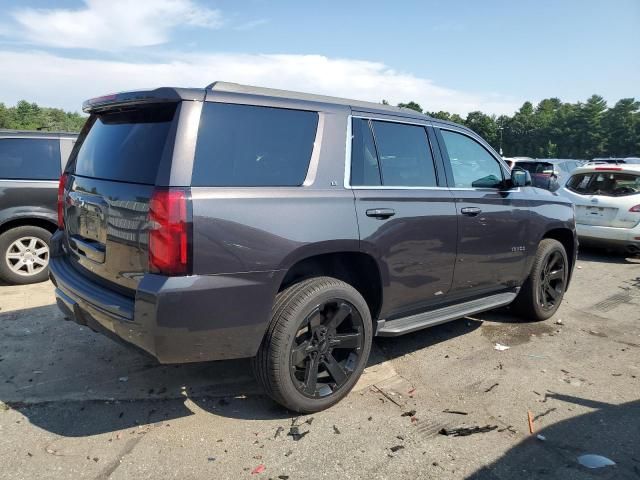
192, 103, 318, 187
70, 104, 176, 185
517, 162, 554, 174
0, 138, 60, 180
567, 172, 640, 196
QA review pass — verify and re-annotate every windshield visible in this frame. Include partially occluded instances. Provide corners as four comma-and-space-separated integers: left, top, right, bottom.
516, 162, 555, 175
567, 172, 640, 197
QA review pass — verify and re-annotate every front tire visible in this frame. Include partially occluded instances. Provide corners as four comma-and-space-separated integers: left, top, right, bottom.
0, 226, 52, 285
253, 277, 373, 413
512, 239, 568, 321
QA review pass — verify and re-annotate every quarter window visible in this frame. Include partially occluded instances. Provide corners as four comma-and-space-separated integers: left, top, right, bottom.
0, 138, 60, 180
440, 130, 503, 188
192, 103, 318, 187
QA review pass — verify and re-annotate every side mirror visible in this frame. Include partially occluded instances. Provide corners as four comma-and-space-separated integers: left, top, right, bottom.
511, 168, 532, 187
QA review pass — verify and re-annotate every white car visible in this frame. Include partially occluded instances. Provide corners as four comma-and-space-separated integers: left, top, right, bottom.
561, 164, 640, 254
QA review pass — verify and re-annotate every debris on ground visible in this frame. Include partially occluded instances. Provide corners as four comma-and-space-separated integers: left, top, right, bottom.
304, 417, 314, 425
207, 457, 216, 462
390, 445, 405, 453
278, 476, 289, 480
332, 425, 341, 434
251, 464, 266, 474
284, 450, 293, 457
536, 434, 547, 441
401, 410, 416, 417
287, 426, 308, 441
0, 401, 9, 411
367, 416, 373, 421
407, 388, 416, 395
577, 454, 616, 469
439, 425, 498, 437
118, 376, 128, 382
555, 318, 563, 325
274, 426, 284, 439
528, 411, 535, 434
494, 343, 510, 351
443, 409, 469, 415
484, 383, 499, 393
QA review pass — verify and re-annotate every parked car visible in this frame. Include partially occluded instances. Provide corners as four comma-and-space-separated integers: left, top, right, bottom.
49, 83, 577, 412
0, 130, 78, 284
591, 157, 640, 165
508, 158, 584, 190
561, 164, 640, 254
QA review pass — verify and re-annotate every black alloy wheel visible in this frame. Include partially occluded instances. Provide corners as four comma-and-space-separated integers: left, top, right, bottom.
289, 299, 364, 398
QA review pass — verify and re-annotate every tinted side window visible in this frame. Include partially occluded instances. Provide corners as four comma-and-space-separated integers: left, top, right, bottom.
0, 138, 60, 180
193, 103, 318, 187
371, 121, 436, 187
440, 130, 503, 188
351, 118, 381, 186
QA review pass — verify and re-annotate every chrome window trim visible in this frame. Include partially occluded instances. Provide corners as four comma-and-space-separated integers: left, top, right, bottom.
345, 116, 521, 193
302, 111, 325, 186
345, 114, 440, 190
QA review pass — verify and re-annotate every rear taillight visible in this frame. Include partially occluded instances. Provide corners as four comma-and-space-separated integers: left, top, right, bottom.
595, 167, 622, 171
148, 188, 191, 276
57, 173, 69, 229
630, 205, 640, 213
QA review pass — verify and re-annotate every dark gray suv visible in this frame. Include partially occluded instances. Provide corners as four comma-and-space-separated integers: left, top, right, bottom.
0, 130, 77, 284
49, 83, 577, 412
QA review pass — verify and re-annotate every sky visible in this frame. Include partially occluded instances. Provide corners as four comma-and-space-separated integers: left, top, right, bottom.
0, 0, 638, 115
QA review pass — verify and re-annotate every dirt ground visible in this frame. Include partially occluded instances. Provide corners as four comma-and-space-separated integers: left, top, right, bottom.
1, 248, 639, 479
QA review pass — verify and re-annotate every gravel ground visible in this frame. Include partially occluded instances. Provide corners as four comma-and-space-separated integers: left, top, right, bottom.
0, 248, 638, 480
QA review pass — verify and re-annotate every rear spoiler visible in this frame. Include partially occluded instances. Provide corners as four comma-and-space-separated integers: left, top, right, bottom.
83, 87, 206, 113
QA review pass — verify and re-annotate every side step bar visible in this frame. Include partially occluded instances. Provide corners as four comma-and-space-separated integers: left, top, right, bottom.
376, 291, 518, 337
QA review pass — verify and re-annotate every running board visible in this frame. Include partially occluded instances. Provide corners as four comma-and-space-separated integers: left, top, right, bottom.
376, 291, 518, 337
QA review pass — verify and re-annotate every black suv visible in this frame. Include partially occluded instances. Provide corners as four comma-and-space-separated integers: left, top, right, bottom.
49, 83, 577, 412
0, 130, 77, 284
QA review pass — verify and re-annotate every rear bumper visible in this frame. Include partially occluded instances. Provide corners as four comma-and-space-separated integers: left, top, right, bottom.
49, 231, 281, 363
576, 223, 640, 251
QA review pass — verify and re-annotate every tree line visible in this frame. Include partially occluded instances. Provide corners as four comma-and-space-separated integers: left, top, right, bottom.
1, 95, 639, 160
388, 95, 639, 159
0, 100, 86, 133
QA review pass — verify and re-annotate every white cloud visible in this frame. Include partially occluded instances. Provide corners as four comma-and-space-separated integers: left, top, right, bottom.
0, 50, 520, 115
234, 19, 270, 31
12, 0, 223, 50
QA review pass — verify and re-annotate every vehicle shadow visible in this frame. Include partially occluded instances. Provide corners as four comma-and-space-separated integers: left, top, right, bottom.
0, 303, 481, 437
578, 246, 640, 265
469, 395, 640, 479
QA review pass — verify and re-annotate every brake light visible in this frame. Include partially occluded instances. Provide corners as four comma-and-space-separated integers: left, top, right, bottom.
630, 205, 640, 213
57, 173, 69, 229
595, 167, 622, 171
148, 188, 191, 276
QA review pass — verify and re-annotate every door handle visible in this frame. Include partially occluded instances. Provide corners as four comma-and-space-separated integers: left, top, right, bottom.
461, 207, 482, 216
366, 208, 395, 219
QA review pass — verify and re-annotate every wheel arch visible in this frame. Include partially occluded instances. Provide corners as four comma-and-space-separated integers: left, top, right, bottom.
278, 250, 384, 322
542, 227, 577, 286
0, 216, 58, 236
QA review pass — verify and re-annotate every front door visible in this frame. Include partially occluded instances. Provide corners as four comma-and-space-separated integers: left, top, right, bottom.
434, 127, 530, 297
349, 116, 458, 319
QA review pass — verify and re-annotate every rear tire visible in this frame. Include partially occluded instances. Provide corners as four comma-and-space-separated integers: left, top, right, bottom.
0, 226, 52, 285
512, 239, 568, 321
253, 277, 372, 413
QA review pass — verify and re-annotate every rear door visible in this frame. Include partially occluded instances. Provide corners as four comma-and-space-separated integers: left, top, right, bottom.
350, 115, 457, 319
0, 137, 61, 224
62, 102, 188, 292
434, 126, 530, 297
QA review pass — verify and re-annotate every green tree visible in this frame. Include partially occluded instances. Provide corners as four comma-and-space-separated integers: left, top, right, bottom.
602, 98, 639, 157
464, 111, 498, 148
397, 101, 423, 113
